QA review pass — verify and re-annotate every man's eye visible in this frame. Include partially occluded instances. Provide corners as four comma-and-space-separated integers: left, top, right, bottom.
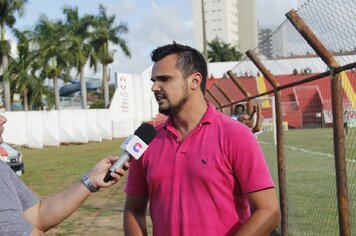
158, 77, 170, 82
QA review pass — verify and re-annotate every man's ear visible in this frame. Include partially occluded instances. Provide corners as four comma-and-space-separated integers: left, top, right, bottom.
190, 73, 202, 91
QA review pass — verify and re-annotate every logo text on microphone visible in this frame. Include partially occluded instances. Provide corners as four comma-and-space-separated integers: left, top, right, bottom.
121, 135, 148, 159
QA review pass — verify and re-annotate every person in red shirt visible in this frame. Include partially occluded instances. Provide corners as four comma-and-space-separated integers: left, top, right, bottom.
124, 42, 280, 236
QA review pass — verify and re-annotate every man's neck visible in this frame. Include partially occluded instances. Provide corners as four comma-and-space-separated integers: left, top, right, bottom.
173, 100, 208, 140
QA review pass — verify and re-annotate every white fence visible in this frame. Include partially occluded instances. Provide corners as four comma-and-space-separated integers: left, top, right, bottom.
2, 70, 159, 149
3, 109, 113, 148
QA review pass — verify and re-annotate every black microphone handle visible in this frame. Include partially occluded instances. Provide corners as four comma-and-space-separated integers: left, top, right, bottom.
103, 152, 131, 183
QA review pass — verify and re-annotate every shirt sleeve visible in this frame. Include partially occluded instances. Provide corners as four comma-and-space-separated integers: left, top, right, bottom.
124, 157, 149, 197
229, 126, 275, 194
0, 162, 40, 236
10, 169, 40, 211
0, 216, 35, 236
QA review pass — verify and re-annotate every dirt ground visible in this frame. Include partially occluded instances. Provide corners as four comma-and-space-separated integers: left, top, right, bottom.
46, 181, 152, 235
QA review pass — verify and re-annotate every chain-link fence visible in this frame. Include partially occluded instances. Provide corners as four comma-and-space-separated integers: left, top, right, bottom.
205, 0, 356, 235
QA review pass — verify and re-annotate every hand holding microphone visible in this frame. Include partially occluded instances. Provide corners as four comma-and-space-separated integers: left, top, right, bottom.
84, 156, 129, 192
103, 123, 157, 183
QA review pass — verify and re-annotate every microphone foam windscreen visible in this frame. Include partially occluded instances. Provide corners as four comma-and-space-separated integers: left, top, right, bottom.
134, 123, 157, 144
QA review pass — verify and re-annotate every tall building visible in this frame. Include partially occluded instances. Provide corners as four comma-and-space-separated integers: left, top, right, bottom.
237, 0, 258, 53
192, 0, 257, 54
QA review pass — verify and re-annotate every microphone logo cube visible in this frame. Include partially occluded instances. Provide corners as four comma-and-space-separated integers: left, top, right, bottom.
133, 143, 143, 152
121, 135, 148, 159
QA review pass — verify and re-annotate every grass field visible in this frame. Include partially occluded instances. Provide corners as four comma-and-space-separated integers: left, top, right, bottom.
20, 139, 134, 236
259, 127, 356, 236
18, 127, 355, 235
258, 127, 356, 161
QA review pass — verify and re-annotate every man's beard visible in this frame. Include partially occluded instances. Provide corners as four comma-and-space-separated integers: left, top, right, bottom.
159, 85, 188, 117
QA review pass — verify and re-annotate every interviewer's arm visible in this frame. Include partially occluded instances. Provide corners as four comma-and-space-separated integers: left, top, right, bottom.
23, 156, 127, 233
28, 227, 45, 236
234, 188, 281, 236
25, 181, 93, 233
124, 195, 149, 236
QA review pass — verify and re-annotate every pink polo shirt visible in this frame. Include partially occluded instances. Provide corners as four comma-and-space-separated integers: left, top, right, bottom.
125, 103, 274, 236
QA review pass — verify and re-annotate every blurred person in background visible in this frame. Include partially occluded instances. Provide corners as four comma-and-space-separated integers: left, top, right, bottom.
231, 103, 245, 120
0, 114, 128, 235
238, 102, 263, 134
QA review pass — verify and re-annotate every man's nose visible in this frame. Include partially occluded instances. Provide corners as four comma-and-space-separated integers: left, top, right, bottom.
151, 82, 161, 92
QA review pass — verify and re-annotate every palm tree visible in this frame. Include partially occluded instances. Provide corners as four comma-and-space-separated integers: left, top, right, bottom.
91, 4, 131, 108
207, 38, 243, 62
6, 28, 34, 111
0, 0, 28, 111
7, 28, 54, 111
27, 70, 54, 110
32, 15, 70, 110
62, 6, 95, 109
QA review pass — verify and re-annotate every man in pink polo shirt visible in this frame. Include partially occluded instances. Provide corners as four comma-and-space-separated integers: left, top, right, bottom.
124, 42, 280, 236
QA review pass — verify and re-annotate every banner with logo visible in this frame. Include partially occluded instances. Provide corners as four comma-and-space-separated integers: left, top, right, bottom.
110, 73, 134, 121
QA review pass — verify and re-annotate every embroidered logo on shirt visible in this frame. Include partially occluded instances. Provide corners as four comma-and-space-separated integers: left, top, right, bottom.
201, 159, 207, 165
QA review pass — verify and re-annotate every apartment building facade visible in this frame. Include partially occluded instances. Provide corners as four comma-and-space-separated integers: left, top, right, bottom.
192, 0, 257, 54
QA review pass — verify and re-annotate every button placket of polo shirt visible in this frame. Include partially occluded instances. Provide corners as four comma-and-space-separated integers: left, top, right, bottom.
173, 123, 205, 158
175, 138, 185, 158
175, 151, 185, 159
178, 123, 204, 157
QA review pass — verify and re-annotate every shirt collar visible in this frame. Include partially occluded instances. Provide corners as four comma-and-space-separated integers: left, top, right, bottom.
163, 103, 217, 131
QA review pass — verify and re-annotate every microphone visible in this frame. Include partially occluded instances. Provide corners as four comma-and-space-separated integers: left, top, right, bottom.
103, 123, 157, 182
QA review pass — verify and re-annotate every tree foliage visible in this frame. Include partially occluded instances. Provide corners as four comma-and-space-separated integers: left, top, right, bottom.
0, 0, 28, 110
207, 38, 243, 62
2, 2, 131, 111
90, 4, 131, 108
62, 6, 95, 109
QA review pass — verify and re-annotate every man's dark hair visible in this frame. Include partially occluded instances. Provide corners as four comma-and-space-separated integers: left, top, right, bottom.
150, 42, 207, 94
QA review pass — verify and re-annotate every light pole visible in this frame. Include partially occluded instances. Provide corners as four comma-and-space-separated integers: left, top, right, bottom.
201, 0, 208, 62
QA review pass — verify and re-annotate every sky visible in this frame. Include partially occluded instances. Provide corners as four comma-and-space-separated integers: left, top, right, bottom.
9, 0, 303, 77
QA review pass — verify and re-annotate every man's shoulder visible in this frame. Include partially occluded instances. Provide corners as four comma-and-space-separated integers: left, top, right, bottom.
216, 111, 243, 126
212, 111, 250, 135
154, 122, 166, 133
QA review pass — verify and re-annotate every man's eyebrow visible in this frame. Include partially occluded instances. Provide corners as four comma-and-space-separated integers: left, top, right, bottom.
151, 75, 170, 81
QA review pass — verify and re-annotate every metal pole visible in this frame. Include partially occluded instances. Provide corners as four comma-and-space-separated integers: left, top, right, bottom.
286, 9, 351, 236
206, 89, 223, 111
226, 70, 252, 114
213, 83, 234, 114
246, 50, 288, 236
201, 0, 208, 61
227, 70, 251, 98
